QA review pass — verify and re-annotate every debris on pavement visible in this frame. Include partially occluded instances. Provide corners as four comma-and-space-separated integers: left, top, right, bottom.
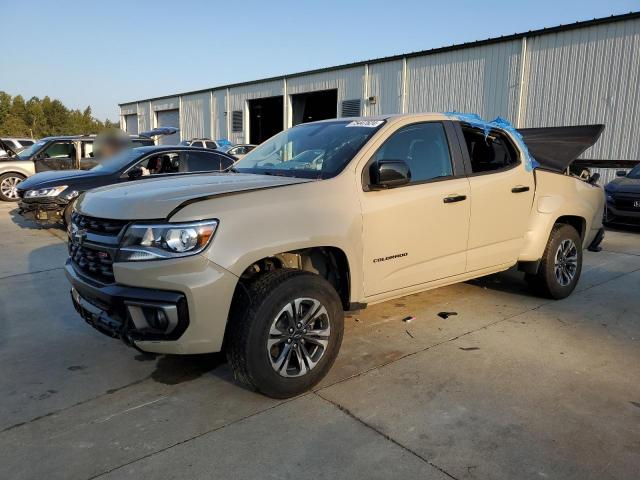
459, 347, 480, 351
402, 316, 415, 323
438, 311, 458, 319
405, 330, 415, 339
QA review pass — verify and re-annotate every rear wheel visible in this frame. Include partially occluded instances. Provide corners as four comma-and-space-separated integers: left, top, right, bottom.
0, 173, 25, 201
226, 269, 344, 398
526, 224, 582, 299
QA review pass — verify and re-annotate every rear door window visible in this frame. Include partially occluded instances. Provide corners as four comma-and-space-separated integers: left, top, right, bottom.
461, 126, 519, 173
183, 151, 222, 171
191, 141, 204, 148
205, 141, 217, 149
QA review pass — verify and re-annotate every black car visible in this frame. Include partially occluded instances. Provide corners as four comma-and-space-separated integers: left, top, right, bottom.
13, 134, 155, 173
604, 163, 640, 226
17, 145, 236, 226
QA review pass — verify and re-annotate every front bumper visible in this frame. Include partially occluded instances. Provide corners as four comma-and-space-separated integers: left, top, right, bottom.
605, 202, 640, 225
18, 197, 68, 225
66, 261, 189, 343
65, 254, 239, 354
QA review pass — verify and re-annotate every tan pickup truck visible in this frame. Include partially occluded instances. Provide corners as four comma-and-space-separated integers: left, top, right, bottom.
65, 113, 605, 398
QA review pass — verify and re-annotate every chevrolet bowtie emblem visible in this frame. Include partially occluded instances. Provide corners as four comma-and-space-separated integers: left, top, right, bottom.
74, 228, 87, 245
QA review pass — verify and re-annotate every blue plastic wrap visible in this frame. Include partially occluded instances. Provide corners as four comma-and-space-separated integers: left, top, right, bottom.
445, 112, 539, 171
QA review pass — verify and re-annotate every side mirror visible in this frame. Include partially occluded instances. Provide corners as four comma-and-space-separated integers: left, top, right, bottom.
128, 167, 143, 180
369, 160, 411, 190
616, 170, 627, 177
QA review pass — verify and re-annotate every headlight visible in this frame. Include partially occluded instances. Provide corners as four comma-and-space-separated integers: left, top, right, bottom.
25, 185, 68, 198
61, 190, 79, 200
116, 220, 218, 262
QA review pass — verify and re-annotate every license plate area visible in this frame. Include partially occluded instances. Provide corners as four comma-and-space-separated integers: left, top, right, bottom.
71, 288, 123, 338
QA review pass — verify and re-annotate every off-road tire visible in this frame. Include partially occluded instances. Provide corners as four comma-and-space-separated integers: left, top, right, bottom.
525, 224, 583, 299
226, 269, 344, 398
0, 172, 25, 202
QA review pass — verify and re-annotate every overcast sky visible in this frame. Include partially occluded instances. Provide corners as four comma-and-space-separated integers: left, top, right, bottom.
2, 0, 637, 121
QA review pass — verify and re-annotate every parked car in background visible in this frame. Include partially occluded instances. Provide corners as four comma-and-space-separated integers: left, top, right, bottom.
0, 138, 36, 156
17, 145, 236, 226
604, 163, 640, 226
65, 113, 605, 398
0, 128, 177, 201
179, 138, 220, 149
0, 139, 36, 201
226, 144, 256, 160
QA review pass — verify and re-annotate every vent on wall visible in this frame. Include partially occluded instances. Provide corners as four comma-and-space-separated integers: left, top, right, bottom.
232, 110, 243, 132
341, 99, 361, 118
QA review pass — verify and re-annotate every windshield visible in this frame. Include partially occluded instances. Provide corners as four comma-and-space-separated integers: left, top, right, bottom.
627, 164, 640, 179
17, 140, 47, 159
90, 148, 144, 173
233, 120, 385, 178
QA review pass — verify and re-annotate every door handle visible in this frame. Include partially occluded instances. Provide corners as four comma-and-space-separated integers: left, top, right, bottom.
443, 194, 467, 204
511, 185, 530, 193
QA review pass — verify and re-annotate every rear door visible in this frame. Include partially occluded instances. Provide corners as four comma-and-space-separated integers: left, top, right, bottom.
360, 121, 471, 296
456, 124, 535, 271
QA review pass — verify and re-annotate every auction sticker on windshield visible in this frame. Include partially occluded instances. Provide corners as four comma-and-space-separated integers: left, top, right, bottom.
346, 120, 385, 128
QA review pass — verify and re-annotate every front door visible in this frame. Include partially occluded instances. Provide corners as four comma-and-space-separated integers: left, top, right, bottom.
34, 141, 77, 172
361, 121, 471, 297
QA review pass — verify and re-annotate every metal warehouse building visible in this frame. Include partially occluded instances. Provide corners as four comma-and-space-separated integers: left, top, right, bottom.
120, 12, 640, 180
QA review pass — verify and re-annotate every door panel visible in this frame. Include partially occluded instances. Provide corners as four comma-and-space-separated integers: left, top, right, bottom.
360, 121, 470, 297
465, 163, 535, 271
362, 178, 471, 296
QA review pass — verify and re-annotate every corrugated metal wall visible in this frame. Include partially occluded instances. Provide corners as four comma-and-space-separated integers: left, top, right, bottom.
137, 101, 152, 133
287, 66, 364, 114
521, 18, 640, 160
181, 92, 211, 140
228, 79, 284, 144
212, 90, 227, 140
406, 40, 522, 121
121, 16, 640, 162
366, 60, 403, 116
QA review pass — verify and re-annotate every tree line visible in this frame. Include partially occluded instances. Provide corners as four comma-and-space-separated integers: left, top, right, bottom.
0, 91, 118, 139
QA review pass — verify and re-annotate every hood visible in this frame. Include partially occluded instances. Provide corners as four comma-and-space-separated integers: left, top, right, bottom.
0, 139, 19, 157
18, 169, 100, 191
606, 176, 640, 194
517, 125, 605, 172
76, 173, 313, 220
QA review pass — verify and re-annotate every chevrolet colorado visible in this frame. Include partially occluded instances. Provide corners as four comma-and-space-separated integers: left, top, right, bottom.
65, 113, 605, 398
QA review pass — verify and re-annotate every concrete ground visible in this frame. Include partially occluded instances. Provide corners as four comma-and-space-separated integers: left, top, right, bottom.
0, 201, 638, 480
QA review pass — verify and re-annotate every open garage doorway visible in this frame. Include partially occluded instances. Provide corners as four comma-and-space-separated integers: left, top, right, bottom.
248, 96, 283, 145
291, 89, 337, 126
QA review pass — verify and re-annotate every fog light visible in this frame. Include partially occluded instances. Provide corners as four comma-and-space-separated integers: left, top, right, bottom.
153, 309, 169, 331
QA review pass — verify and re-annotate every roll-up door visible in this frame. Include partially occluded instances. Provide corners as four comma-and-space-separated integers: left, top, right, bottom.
156, 109, 180, 144
125, 114, 138, 134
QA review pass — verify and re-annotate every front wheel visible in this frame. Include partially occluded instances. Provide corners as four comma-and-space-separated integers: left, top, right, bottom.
0, 172, 26, 201
226, 269, 344, 398
526, 224, 583, 299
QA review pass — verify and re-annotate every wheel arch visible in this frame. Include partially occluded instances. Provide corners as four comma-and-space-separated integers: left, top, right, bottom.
554, 215, 586, 242
237, 246, 352, 310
